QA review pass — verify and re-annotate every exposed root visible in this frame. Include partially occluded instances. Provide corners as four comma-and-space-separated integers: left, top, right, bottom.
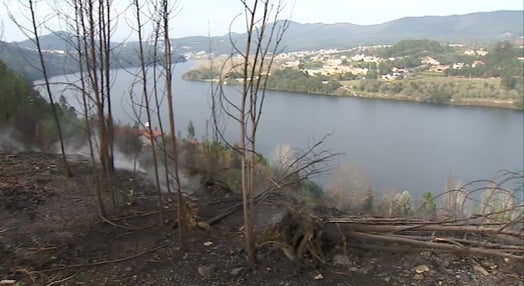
260, 208, 523, 265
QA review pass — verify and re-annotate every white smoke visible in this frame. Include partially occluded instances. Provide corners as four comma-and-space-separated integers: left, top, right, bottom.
0, 127, 26, 152
52, 134, 145, 173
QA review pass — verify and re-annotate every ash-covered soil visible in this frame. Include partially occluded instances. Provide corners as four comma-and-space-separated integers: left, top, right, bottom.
0, 151, 522, 285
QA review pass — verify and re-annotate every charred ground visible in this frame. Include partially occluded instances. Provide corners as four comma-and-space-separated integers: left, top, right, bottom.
0, 151, 522, 285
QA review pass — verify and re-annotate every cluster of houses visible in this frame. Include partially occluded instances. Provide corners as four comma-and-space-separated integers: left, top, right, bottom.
272, 44, 494, 80
277, 46, 386, 77
381, 67, 409, 81
184, 40, 524, 82
421, 48, 488, 73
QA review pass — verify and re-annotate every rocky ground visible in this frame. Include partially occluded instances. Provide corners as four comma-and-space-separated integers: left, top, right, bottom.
0, 151, 522, 285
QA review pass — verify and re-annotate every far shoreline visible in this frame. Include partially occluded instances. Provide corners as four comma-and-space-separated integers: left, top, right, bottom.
182, 78, 522, 111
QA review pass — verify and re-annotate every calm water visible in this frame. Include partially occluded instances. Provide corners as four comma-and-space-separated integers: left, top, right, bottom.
45, 62, 524, 195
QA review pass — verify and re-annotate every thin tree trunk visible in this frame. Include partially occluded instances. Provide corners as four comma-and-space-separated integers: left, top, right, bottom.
97, 0, 116, 207
28, 0, 72, 177
104, 0, 114, 179
79, 0, 116, 211
134, 0, 164, 223
151, 15, 171, 195
214, 0, 287, 265
162, 0, 187, 249
73, 0, 106, 217
239, 0, 260, 265
85, 0, 105, 177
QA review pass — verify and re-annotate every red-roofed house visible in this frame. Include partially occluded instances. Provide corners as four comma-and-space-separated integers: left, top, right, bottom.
138, 129, 163, 145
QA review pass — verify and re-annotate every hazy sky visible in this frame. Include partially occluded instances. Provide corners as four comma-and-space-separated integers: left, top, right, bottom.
1, 0, 522, 42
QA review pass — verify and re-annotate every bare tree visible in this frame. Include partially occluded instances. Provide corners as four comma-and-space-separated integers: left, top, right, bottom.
72, 0, 106, 216
212, 0, 289, 264
73, 0, 117, 206
325, 162, 372, 210
26, 0, 72, 177
155, 53, 173, 195
131, 0, 164, 222
160, 0, 187, 249
149, 3, 172, 195
268, 134, 339, 191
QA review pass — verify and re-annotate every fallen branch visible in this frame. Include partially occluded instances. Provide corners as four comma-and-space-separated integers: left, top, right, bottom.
40, 243, 167, 272
205, 190, 275, 226
380, 234, 524, 252
98, 212, 156, 230
45, 274, 76, 286
330, 221, 524, 238
206, 202, 243, 226
348, 242, 428, 253
346, 231, 523, 263
23, 246, 58, 252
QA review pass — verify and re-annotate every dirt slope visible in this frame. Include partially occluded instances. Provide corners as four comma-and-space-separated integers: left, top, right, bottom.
0, 151, 522, 285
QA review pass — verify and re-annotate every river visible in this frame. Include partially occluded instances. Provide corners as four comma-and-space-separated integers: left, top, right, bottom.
45, 61, 524, 196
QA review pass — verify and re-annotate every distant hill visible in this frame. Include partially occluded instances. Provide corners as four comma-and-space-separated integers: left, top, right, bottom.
0, 40, 77, 80
14, 31, 78, 51
173, 10, 523, 53
0, 33, 185, 81
2, 10, 522, 80
278, 10, 523, 50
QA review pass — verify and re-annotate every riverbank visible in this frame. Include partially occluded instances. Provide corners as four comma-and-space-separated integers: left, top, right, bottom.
338, 76, 522, 110
334, 89, 519, 110
183, 77, 521, 110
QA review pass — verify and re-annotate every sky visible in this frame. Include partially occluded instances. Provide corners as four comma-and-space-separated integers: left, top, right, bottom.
1, 0, 523, 42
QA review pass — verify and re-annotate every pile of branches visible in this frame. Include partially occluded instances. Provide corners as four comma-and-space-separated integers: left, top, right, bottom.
329, 216, 523, 263
270, 170, 523, 264
199, 169, 523, 265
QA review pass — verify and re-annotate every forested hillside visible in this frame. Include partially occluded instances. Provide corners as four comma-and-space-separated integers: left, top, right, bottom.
0, 41, 78, 81
0, 60, 78, 150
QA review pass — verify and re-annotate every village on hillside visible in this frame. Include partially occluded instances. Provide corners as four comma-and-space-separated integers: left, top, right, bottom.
184, 37, 524, 79
183, 38, 524, 109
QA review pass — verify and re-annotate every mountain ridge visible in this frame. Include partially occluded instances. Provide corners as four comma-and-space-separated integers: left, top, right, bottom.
277, 10, 523, 50
2, 10, 522, 80
164, 10, 524, 53
10, 10, 523, 49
